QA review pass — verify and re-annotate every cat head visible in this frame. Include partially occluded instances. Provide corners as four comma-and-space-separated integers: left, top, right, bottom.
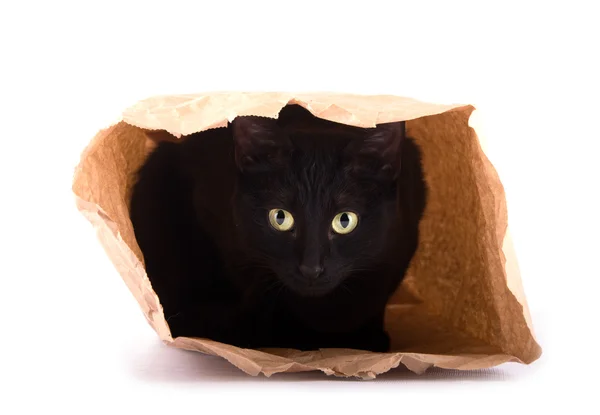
230, 106, 405, 297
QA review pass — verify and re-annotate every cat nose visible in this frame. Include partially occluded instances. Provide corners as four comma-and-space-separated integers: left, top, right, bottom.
299, 264, 324, 280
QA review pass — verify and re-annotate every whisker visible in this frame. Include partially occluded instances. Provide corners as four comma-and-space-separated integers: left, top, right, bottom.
340, 282, 353, 296
274, 282, 287, 298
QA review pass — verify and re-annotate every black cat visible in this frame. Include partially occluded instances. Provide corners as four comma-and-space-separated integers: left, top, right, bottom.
130, 104, 426, 352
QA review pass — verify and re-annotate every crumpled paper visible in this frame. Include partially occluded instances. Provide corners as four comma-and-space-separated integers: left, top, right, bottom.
72, 92, 541, 379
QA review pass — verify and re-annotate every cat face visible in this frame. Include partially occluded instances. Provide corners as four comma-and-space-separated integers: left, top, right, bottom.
230, 106, 405, 297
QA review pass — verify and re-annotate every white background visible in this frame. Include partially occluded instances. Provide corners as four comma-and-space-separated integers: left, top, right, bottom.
1, 1, 599, 413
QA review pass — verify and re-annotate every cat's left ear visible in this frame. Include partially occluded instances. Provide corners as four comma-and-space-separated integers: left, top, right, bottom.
231, 115, 292, 173
345, 121, 405, 181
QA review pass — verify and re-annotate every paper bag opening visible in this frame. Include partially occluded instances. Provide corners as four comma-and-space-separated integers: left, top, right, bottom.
72, 92, 541, 379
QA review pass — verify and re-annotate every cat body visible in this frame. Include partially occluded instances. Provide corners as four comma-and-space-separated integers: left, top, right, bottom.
130, 105, 426, 352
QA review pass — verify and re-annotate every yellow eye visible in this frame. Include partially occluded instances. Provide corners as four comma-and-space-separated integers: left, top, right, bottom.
268, 209, 295, 231
332, 212, 358, 234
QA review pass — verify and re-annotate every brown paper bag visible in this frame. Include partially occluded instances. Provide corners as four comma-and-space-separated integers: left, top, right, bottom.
72, 92, 541, 379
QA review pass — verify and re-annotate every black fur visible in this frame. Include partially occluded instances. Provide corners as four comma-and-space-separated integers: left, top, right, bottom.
130, 104, 427, 352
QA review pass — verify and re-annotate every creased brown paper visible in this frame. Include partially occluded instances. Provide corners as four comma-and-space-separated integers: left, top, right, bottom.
72, 92, 541, 379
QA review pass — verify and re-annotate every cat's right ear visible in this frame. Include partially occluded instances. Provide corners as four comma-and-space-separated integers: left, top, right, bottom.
231, 116, 292, 173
